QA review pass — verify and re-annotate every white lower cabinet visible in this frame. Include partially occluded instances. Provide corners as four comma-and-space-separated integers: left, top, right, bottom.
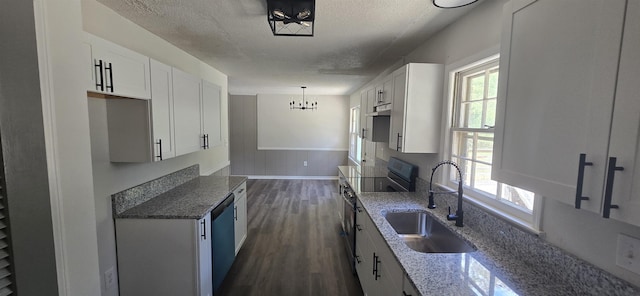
233, 181, 248, 255
356, 203, 403, 296
116, 213, 212, 296
403, 274, 419, 296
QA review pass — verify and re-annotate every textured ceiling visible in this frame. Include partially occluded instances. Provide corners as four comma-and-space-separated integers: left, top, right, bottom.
97, 0, 477, 95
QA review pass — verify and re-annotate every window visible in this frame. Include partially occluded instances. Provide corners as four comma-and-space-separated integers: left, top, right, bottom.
448, 57, 539, 226
348, 107, 362, 164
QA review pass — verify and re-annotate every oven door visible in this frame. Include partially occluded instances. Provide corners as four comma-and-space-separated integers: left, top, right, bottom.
341, 190, 356, 274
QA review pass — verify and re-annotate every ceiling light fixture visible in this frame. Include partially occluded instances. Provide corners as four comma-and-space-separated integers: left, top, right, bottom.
432, 0, 480, 8
267, 0, 315, 36
289, 86, 318, 110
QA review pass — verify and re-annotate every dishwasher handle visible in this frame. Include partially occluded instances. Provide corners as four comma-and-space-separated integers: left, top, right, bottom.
212, 193, 235, 219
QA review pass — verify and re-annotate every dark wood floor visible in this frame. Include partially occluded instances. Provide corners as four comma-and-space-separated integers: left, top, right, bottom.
217, 179, 363, 296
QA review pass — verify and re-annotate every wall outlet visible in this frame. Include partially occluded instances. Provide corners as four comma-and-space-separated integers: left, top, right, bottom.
616, 234, 640, 275
104, 266, 116, 289
303, 161, 307, 167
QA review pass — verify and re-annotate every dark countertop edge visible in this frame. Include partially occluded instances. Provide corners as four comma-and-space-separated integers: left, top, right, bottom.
114, 176, 247, 220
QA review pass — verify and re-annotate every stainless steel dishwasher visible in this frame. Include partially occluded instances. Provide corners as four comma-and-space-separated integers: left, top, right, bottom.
212, 193, 235, 292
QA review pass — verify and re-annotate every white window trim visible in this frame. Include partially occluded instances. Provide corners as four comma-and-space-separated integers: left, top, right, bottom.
348, 106, 361, 165
438, 46, 544, 234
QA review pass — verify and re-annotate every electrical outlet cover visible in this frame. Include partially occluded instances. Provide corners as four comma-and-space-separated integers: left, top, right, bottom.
616, 234, 640, 275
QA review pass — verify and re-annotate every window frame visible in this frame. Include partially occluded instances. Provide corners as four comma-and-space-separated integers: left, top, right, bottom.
440, 50, 543, 232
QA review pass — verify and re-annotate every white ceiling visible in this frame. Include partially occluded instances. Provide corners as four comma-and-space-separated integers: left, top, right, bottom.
97, 0, 478, 95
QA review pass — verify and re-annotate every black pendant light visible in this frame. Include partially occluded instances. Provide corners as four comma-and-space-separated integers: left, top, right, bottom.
289, 86, 318, 110
267, 0, 315, 36
433, 0, 480, 8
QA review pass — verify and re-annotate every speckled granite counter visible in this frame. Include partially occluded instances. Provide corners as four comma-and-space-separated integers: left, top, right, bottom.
339, 165, 640, 296
113, 167, 247, 219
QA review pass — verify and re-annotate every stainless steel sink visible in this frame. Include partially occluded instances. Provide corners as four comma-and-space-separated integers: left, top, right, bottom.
384, 211, 476, 253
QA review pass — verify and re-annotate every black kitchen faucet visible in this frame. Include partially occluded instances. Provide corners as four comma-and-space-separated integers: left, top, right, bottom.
427, 160, 464, 227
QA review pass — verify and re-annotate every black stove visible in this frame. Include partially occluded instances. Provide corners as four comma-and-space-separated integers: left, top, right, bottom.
362, 157, 418, 192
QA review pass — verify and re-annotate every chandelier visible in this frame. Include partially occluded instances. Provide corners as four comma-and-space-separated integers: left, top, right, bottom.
267, 0, 315, 36
289, 86, 318, 110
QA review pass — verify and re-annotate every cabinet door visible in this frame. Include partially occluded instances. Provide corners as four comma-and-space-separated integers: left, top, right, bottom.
150, 59, 176, 161
90, 36, 151, 99
201, 80, 222, 148
492, 0, 626, 212
361, 140, 376, 167
606, 2, 640, 225
381, 75, 394, 106
82, 41, 96, 92
234, 183, 248, 254
197, 213, 213, 296
402, 274, 419, 296
389, 69, 406, 151
173, 68, 203, 156
366, 88, 376, 114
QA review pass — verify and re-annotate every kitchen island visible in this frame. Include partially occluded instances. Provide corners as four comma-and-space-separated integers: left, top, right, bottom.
112, 165, 247, 296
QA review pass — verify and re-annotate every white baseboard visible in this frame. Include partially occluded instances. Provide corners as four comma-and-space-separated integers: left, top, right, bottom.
239, 175, 338, 180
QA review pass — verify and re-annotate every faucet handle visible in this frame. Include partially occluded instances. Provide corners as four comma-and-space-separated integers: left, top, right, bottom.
447, 206, 457, 221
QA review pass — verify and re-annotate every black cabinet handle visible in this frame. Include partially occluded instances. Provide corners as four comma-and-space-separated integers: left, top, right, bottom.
361, 128, 366, 139
356, 224, 362, 231
201, 135, 207, 149
403, 292, 412, 296
105, 62, 114, 92
355, 255, 361, 264
603, 157, 623, 218
206, 134, 210, 149
155, 139, 163, 161
94, 59, 104, 91
374, 254, 381, 280
234, 205, 238, 221
372, 253, 376, 276
201, 219, 206, 240
355, 205, 362, 213
575, 153, 593, 209
396, 133, 402, 151
238, 188, 245, 194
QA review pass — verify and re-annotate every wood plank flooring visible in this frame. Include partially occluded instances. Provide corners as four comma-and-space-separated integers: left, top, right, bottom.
217, 179, 363, 296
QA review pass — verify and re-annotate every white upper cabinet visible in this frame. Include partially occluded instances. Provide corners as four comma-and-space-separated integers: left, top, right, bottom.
603, 1, 640, 225
374, 75, 393, 108
173, 68, 203, 156
492, 0, 627, 214
388, 63, 444, 153
87, 34, 151, 100
150, 59, 176, 161
201, 80, 222, 149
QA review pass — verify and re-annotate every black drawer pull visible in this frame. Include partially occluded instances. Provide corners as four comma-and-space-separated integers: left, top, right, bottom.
574, 153, 593, 209
603, 157, 623, 218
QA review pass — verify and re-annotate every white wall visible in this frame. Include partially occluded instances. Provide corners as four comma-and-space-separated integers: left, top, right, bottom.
257, 94, 349, 151
32, 0, 103, 294
81, 1, 230, 295
352, 0, 640, 287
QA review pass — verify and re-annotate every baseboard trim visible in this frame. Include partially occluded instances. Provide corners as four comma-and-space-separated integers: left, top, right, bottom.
239, 175, 338, 180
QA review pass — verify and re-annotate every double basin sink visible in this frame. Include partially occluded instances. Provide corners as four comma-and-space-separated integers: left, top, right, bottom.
384, 211, 475, 253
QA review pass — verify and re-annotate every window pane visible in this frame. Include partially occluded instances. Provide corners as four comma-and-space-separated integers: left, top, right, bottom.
451, 157, 471, 186
485, 99, 496, 127
476, 134, 493, 164
453, 132, 474, 159
487, 70, 499, 98
466, 75, 485, 101
468, 257, 491, 294
461, 101, 484, 128
474, 163, 497, 196
501, 184, 535, 212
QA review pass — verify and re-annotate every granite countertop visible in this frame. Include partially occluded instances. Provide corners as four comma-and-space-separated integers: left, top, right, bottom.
356, 191, 578, 296
115, 175, 247, 219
